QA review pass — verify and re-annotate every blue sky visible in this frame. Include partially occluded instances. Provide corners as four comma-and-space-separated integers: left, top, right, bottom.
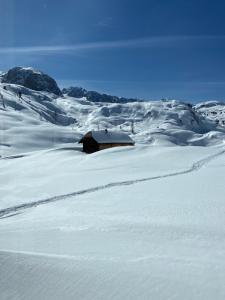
1, 0, 225, 102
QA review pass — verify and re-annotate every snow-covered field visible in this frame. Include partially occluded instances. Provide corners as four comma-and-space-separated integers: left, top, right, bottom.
1, 78, 225, 299
1, 145, 225, 300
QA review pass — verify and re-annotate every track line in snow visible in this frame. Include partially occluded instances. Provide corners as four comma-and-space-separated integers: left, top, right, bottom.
1, 154, 26, 160
1, 249, 220, 265
0, 149, 224, 219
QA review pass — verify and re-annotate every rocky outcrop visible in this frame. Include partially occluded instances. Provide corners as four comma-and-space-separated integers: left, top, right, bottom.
62, 86, 138, 103
62, 87, 87, 98
2, 67, 62, 96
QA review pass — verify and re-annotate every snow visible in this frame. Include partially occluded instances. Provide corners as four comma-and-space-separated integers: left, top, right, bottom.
1, 82, 225, 155
0, 80, 225, 299
87, 130, 134, 144
0, 145, 225, 300
195, 101, 225, 126
0, 83, 77, 156
54, 96, 225, 146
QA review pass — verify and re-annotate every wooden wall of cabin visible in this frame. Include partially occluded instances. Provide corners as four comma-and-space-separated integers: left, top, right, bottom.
83, 138, 99, 153
98, 143, 133, 150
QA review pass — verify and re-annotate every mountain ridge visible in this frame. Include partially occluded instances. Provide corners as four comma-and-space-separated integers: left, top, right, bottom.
0, 66, 225, 156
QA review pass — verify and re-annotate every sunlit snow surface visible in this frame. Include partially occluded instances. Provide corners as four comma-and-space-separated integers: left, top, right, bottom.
0, 83, 225, 299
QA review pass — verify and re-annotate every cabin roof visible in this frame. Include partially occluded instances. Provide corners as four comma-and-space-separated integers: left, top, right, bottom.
80, 130, 134, 144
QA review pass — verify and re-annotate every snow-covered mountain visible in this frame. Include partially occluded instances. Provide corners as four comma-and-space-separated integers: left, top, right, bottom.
1, 67, 62, 96
195, 100, 225, 125
55, 96, 225, 146
62, 86, 140, 103
1, 67, 225, 300
0, 68, 225, 155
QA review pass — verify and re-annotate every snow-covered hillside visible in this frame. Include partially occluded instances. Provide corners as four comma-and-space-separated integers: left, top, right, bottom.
195, 101, 225, 125
55, 96, 225, 146
0, 82, 78, 155
0, 74, 225, 156
1, 68, 225, 300
1, 144, 225, 300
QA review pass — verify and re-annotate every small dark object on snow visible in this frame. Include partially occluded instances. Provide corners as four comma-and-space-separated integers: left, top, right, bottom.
18, 91, 22, 99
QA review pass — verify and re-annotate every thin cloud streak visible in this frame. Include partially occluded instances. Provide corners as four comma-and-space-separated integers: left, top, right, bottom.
0, 35, 225, 55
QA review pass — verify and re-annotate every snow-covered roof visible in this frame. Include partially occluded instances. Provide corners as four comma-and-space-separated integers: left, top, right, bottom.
82, 130, 134, 144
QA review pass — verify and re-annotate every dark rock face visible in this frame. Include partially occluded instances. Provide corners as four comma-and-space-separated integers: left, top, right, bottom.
62, 86, 138, 103
2, 67, 62, 96
62, 87, 87, 98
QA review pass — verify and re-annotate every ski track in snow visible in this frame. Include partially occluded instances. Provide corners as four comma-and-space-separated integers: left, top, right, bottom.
0, 149, 224, 219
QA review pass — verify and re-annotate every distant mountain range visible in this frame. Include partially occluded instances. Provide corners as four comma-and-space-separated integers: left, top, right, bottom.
1, 67, 141, 103
0, 66, 225, 156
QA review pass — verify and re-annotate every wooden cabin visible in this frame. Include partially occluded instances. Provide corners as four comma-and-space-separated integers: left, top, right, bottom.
79, 130, 135, 153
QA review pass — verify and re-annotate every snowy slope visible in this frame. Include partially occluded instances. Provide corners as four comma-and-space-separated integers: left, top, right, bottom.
195, 100, 225, 125
1, 69, 225, 299
0, 83, 78, 156
1, 77, 225, 156
0, 145, 225, 300
54, 96, 225, 146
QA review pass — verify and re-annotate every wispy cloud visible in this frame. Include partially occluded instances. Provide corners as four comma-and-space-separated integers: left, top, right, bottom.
0, 35, 225, 55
